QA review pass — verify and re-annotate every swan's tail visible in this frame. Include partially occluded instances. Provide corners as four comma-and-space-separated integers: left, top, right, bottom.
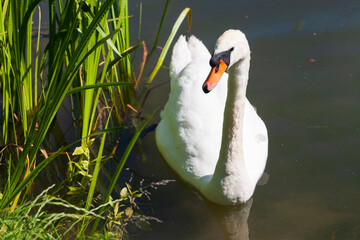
169, 35, 210, 79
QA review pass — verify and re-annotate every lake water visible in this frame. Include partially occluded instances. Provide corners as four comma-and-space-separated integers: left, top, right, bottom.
124, 0, 360, 239
31, 0, 360, 238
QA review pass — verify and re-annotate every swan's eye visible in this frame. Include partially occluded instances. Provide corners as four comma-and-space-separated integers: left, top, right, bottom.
215, 63, 220, 73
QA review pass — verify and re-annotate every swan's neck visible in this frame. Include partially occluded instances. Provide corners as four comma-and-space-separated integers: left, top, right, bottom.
218, 56, 249, 178
208, 54, 252, 203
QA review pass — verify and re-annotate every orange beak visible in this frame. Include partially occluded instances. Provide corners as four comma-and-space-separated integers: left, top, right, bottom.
202, 59, 228, 93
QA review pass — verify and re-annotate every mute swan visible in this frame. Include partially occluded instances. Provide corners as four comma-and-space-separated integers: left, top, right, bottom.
155, 29, 268, 205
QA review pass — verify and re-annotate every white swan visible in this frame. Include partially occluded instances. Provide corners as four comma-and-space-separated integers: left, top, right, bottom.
155, 29, 268, 205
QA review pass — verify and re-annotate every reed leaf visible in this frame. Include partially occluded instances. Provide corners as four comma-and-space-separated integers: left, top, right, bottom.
144, 7, 191, 93
67, 82, 134, 96
151, 0, 169, 53
81, 3, 121, 57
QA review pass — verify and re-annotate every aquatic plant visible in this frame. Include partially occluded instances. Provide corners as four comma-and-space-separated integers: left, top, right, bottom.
0, 0, 190, 237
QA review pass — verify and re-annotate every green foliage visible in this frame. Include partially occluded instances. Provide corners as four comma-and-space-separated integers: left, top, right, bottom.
0, 0, 191, 237
0, 184, 150, 239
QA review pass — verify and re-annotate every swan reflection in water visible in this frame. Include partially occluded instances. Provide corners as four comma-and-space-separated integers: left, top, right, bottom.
204, 172, 268, 240
206, 198, 253, 240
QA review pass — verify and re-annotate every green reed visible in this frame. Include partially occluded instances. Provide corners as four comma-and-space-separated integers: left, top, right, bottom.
0, 0, 191, 237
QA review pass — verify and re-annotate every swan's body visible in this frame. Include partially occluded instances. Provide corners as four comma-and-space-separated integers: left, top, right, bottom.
155, 30, 268, 205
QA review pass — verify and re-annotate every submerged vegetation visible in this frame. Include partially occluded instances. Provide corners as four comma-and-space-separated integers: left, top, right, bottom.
0, 0, 190, 238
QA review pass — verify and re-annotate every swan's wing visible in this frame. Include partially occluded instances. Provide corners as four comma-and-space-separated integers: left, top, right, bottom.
158, 60, 225, 178
187, 35, 211, 61
157, 35, 227, 180
169, 35, 191, 80
169, 35, 211, 80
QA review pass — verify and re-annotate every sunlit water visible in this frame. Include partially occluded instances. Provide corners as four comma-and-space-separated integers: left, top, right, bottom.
32, 0, 360, 239
126, 0, 360, 239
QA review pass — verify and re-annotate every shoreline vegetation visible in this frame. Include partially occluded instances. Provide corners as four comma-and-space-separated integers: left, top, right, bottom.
0, 0, 190, 238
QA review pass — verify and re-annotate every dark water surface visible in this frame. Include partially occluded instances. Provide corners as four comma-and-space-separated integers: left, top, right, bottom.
32, 0, 360, 239
125, 0, 360, 239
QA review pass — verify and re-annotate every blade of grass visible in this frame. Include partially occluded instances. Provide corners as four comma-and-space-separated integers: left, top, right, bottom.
34, 5, 41, 108
80, 4, 121, 57
145, 8, 191, 86
66, 82, 134, 96
18, 0, 42, 55
151, 0, 169, 54
101, 41, 143, 79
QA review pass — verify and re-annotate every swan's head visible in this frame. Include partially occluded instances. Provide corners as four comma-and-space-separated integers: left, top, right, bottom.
203, 29, 250, 93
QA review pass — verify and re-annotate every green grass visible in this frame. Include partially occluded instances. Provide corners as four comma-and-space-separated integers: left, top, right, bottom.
0, 0, 191, 238
0, 184, 154, 239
